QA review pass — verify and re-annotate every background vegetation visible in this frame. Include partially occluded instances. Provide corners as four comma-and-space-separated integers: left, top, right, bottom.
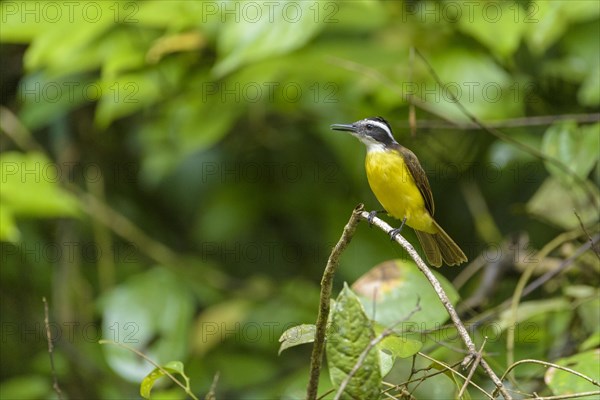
1, 0, 598, 399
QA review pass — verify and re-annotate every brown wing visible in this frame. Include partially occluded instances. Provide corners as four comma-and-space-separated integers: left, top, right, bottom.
396, 145, 435, 216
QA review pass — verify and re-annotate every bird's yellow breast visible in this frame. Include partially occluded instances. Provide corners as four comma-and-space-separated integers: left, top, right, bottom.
365, 150, 436, 233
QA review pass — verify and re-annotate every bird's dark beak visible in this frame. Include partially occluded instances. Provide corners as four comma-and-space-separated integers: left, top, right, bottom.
330, 123, 356, 132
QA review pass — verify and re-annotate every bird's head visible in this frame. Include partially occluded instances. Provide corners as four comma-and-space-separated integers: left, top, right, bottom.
331, 116, 397, 151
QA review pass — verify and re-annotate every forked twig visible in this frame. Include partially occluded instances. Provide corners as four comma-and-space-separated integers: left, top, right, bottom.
458, 337, 487, 398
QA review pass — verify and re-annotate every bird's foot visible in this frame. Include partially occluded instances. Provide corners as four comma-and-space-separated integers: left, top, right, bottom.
388, 217, 407, 240
367, 210, 386, 227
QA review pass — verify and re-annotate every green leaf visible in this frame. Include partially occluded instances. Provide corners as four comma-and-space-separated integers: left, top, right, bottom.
213, 0, 325, 77
0, 375, 50, 400
135, 1, 207, 30
527, 177, 600, 229
94, 69, 163, 129
565, 286, 600, 335
425, 49, 522, 121
497, 298, 570, 331
525, 0, 600, 55
326, 283, 381, 399
278, 324, 316, 355
378, 350, 393, 378
18, 73, 96, 130
0, 206, 19, 242
377, 329, 423, 359
352, 260, 459, 331
0, 152, 80, 223
22, 5, 115, 74
542, 121, 599, 183
137, 72, 243, 185
545, 349, 600, 395
374, 324, 422, 377
100, 267, 195, 382
580, 332, 600, 352
191, 298, 252, 356
457, 2, 526, 58
140, 361, 189, 399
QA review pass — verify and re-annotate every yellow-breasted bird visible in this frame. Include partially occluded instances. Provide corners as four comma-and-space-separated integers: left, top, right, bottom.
331, 116, 467, 267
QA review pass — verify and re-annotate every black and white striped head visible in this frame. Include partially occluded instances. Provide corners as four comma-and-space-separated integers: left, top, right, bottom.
331, 117, 397, 152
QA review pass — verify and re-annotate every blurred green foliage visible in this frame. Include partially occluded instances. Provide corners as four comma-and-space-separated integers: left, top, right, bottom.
1, 0, 599, 398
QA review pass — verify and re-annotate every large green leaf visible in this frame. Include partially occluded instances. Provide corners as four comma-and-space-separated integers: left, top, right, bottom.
527, 177, 599, 229
99, 267, 195, 382
525, 0, 600, 55
17, 73, 95, 130
326, 284, 381, 399
0, 152, 80, 241
22, 6, 115, 75
424, 49, 523, 121
352, 260, 459, 331
497, 298, 571, 331
213, 0, 325, 77
542, 121, 599, 183
457, 2, 526, 58
545, 349, 600, 395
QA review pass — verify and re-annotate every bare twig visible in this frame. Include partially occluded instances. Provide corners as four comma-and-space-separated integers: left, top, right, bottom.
0, 106, 46, 153
396, 113, 600, 130
496, 359, 600, 398
204, 372, 220, 400
306, 204, 365, 400
43, 297, 64, 400
458, 338, 487, 398
531, 391, 600, 400
574, 210, 600, 261
333, 299, 422, 400
360, 212, 512, 400
99, 340, 199, 400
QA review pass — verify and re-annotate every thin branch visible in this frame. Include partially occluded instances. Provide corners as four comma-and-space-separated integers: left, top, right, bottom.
99, 340, 199, 400
306, 204, 365, 400
396, 113, 600, 130
204, 372, 220, 400
360, 212, 512, 400
531, 391, 600, 400
496, 359, 600, 398
458, 337, 487, 398
43, 297, 64, 400
333, 299, 422, 400
574, 210, 600, 261
0, 106, 46, 153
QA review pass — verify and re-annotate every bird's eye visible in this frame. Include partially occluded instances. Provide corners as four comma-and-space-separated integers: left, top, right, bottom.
366, 124, 373, 130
